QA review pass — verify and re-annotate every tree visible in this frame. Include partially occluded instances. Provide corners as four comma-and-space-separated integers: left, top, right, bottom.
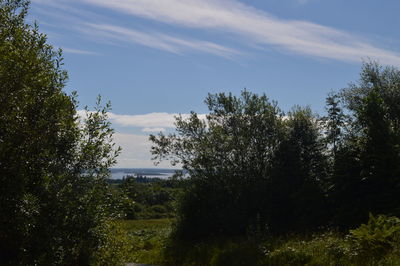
323, 92, 346, 157
151, 90, 285, 239
267, 106, 329, 233
0, 1, 122, 264
330, 62, 400, 228
150, 91, 329, 239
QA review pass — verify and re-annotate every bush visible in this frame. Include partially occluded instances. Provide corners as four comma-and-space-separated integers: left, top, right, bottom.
210, 242, 263, 266
350, 214, 400, 257
264, 247, 312, 266
151, 204, 167, 214
91, 222, 130, 266
163, 238, 265, 266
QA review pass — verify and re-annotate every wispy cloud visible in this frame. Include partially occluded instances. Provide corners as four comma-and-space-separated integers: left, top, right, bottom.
62, 47, 98, 55
142, 127, 166, 133
32, 0, 240, 58
79, 23, 240, 58
80, 0, 400, 65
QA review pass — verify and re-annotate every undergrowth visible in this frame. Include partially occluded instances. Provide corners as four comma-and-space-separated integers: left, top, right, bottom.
162, 214, 400, 266
117, 215, 400, 265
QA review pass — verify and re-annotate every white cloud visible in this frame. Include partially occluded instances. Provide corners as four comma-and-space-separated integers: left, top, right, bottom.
76, 110, 173, 167
107, 112, 207, 129
113, 132, 174, 168
107, 112, 177, 128
112, 133, 153, 168
79, 23, 240, 58
142, 127, 166, 132
80, 0, 400, 65
62, 47, 98, 55
77, 110, 207, 131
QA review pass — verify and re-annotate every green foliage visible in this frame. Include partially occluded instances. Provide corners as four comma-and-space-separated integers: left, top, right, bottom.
0, 1, 123, 264
117, 219, 172, 264
163, 238, 265, 266
123, 218, 400, 266
151, 90, 329, 240
210, 242, 263, 266
91, 222, 131, 266
350, 214, 400, 257
331, 62, 400, 228
118, 176, 183, 219
150, 62, 400, 264
260, 228, 400, 266
323, 92, 347, 157
265, 248, 312, 266
268, 106, 329, 233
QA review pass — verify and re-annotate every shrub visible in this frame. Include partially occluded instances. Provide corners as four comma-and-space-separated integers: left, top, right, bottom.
210, 242, 263, 266
349, 214, 400, 258
91, 222, 130, 266
264, 247, 312, 266
151, 204, 167, 214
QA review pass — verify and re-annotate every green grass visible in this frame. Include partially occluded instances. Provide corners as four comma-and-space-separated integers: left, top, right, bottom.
115, 216, 400, 265
117, 218, 173, 264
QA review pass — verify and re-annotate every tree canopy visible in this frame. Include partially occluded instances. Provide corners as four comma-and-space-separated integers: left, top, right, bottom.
151, 91, 329, 238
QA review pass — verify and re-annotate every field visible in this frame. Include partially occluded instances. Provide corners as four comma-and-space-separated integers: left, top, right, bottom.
117, 219, 173, 264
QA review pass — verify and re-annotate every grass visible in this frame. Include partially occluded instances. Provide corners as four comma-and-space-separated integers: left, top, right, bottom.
161, 232, 400, 266
116, 216, 400, 265
117, 218, 173, 264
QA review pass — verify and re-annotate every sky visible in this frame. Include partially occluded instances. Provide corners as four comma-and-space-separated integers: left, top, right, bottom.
29, 0, 400, 168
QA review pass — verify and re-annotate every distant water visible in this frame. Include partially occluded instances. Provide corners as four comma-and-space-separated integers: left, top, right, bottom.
109, 168, 181, 180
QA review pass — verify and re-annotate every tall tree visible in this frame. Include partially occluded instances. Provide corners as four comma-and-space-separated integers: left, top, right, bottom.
0, 1, 122, 264
331, 62, 400, 227
324, 92, 346, 157
151, 90, 285, 239
358, 90, 399, 215
268, 106, 328, 233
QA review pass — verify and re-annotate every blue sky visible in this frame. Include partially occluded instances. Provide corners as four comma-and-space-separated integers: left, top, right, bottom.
30, 0, 400, 168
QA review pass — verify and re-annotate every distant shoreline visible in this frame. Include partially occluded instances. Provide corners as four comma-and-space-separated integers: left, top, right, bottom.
109, 168, 182, 180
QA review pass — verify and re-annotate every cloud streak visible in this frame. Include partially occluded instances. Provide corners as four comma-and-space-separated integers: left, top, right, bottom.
62, 47, 99, 55
80, 23, 240, 58
107, 112, 207, 131
81, 0, 400, 65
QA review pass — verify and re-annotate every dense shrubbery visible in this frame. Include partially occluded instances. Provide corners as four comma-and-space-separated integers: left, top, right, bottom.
350, 214, 400, 258
157, 215, 400, 265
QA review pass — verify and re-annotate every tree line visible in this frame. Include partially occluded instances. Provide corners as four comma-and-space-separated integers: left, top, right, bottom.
150, 62, 400, 241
